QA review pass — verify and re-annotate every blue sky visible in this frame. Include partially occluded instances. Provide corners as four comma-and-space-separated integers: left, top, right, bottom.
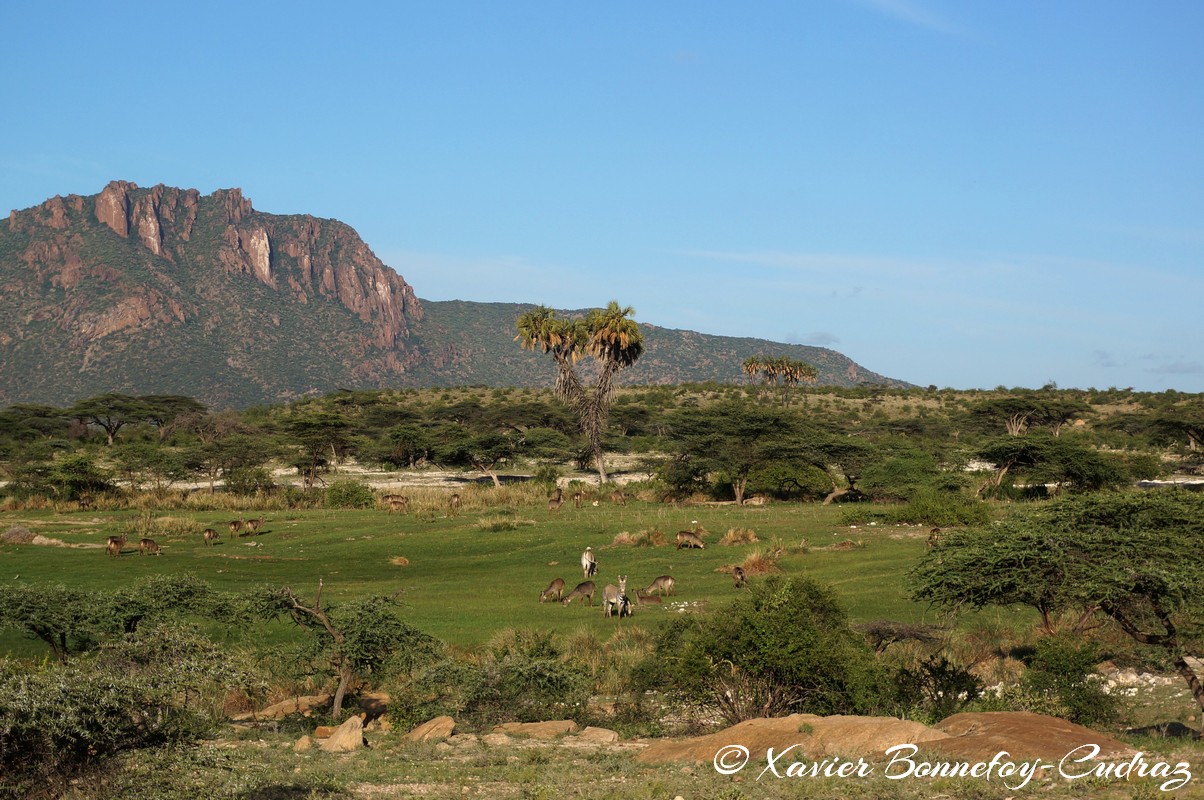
2, 1, 1201, 391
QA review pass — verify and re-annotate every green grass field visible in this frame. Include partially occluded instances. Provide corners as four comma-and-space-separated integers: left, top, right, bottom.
0, 499, 1023, 657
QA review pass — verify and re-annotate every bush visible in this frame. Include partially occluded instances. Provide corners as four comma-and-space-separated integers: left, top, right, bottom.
636, 576, 888, 724
1020, 636, 1119, 727
224, 466, 275, 495
404, 630, 590, 729
841, 488, 991, 527
324, 479, 376, 509
892, 655, 982, 723
0, 622, 244, 799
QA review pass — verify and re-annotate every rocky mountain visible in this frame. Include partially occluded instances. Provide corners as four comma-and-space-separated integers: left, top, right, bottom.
0, 182, 908, 408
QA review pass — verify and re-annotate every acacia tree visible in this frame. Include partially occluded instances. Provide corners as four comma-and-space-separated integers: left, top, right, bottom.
255, 581, 439, 720
910, 490, 1204, 724
515, 301, 644, 483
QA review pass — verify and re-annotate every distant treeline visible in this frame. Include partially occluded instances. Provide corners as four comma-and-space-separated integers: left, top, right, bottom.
1, 383, 1200, 506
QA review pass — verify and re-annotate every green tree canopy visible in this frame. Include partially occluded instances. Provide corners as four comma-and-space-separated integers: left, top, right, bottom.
910, 490, 1204, 720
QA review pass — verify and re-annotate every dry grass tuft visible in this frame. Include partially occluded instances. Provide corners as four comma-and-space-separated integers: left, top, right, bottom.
738, 547, 781, 575
1, 525, 36, 544
719, 527, 758, 546
475, 514, 536, 532
611, 528, 666, 547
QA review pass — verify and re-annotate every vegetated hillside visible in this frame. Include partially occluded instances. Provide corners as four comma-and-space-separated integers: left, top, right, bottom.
0, 182, 909, 408
409, 300, 909, 389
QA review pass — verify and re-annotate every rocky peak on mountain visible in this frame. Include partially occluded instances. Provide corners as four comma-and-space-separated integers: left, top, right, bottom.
7, 181, 422, 353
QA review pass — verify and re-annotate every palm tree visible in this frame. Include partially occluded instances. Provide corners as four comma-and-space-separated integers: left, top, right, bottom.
516, 301, 644, 483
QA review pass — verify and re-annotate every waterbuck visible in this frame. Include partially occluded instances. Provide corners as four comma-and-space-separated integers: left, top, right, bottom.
105, 534, 127, 557
610, 490, 626, 506
732, 566, 747, 589
448, 493, 462, 516
572, 490, 584, 508
384, 494, 409, 513
643, 575, 675, 597
548, 496, 563, 513
138, 538, 162, 556
245, 518, 265, 535
675, 530, 705, 550
562, 581, 596, 606
228, 519, 244, 539
581, 547, 598, 579
927, 527, 942, 548
602, 576, 632, 618
203, 528, 220, 546
635, 590, 662, 604
539, 578, 566, 603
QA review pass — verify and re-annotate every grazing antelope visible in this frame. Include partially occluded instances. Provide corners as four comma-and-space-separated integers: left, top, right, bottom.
643, 575, 675, 597
448, 493, 462, 516
572, 491, 584, 508
635, 590, 662, 604
675, 530, 706, 550
228, 519, 244, 539
581, 547, 598, 579
732, 566, 747, 589
385, 495, 409, 513
105, 534, 127, 557
244, 518, 264, 535
927, 527, 942, 548
138, 538, 161, 556
203, 528, 220, 546
539, 578, 566, 603
562, 581, 595, 606
610, 490, 626, 506
602, 576, 632, 618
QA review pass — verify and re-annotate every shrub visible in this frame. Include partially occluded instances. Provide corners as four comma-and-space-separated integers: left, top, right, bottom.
1020, 636, 1119, 727
0, 622, 245, 799
404, 630, 590, 729
324, 479, 375, 509
892, 655, 982, 723
224, 466, 275, 496
637, 576, 888, 724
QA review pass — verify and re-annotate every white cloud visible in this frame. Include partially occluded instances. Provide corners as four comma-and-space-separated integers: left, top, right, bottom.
855, 0, 967, 36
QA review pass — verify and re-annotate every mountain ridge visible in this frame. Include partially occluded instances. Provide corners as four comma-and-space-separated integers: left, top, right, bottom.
1, 182, 911, 407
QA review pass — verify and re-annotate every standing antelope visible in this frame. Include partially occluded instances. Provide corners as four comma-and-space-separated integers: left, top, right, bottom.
105, 534, 127, 557
581, 547, 598, 579
927, 527, 942, 548
643, 575, 675, 597
602, 576, 632, 618
203, 528, 220, 546
548, 496, 563, 513
610, 490, 626, 506
572, 491, 584, 508
138, 538, 161, 556
562, 581, 595, 606
732, 566, 747, 589
539, 578, 566, 603
448, 493, 462, 516
675, 530, 706, 549
385, 495, 409, 513
228, 519, 244, 539
245, 518, 264, 535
